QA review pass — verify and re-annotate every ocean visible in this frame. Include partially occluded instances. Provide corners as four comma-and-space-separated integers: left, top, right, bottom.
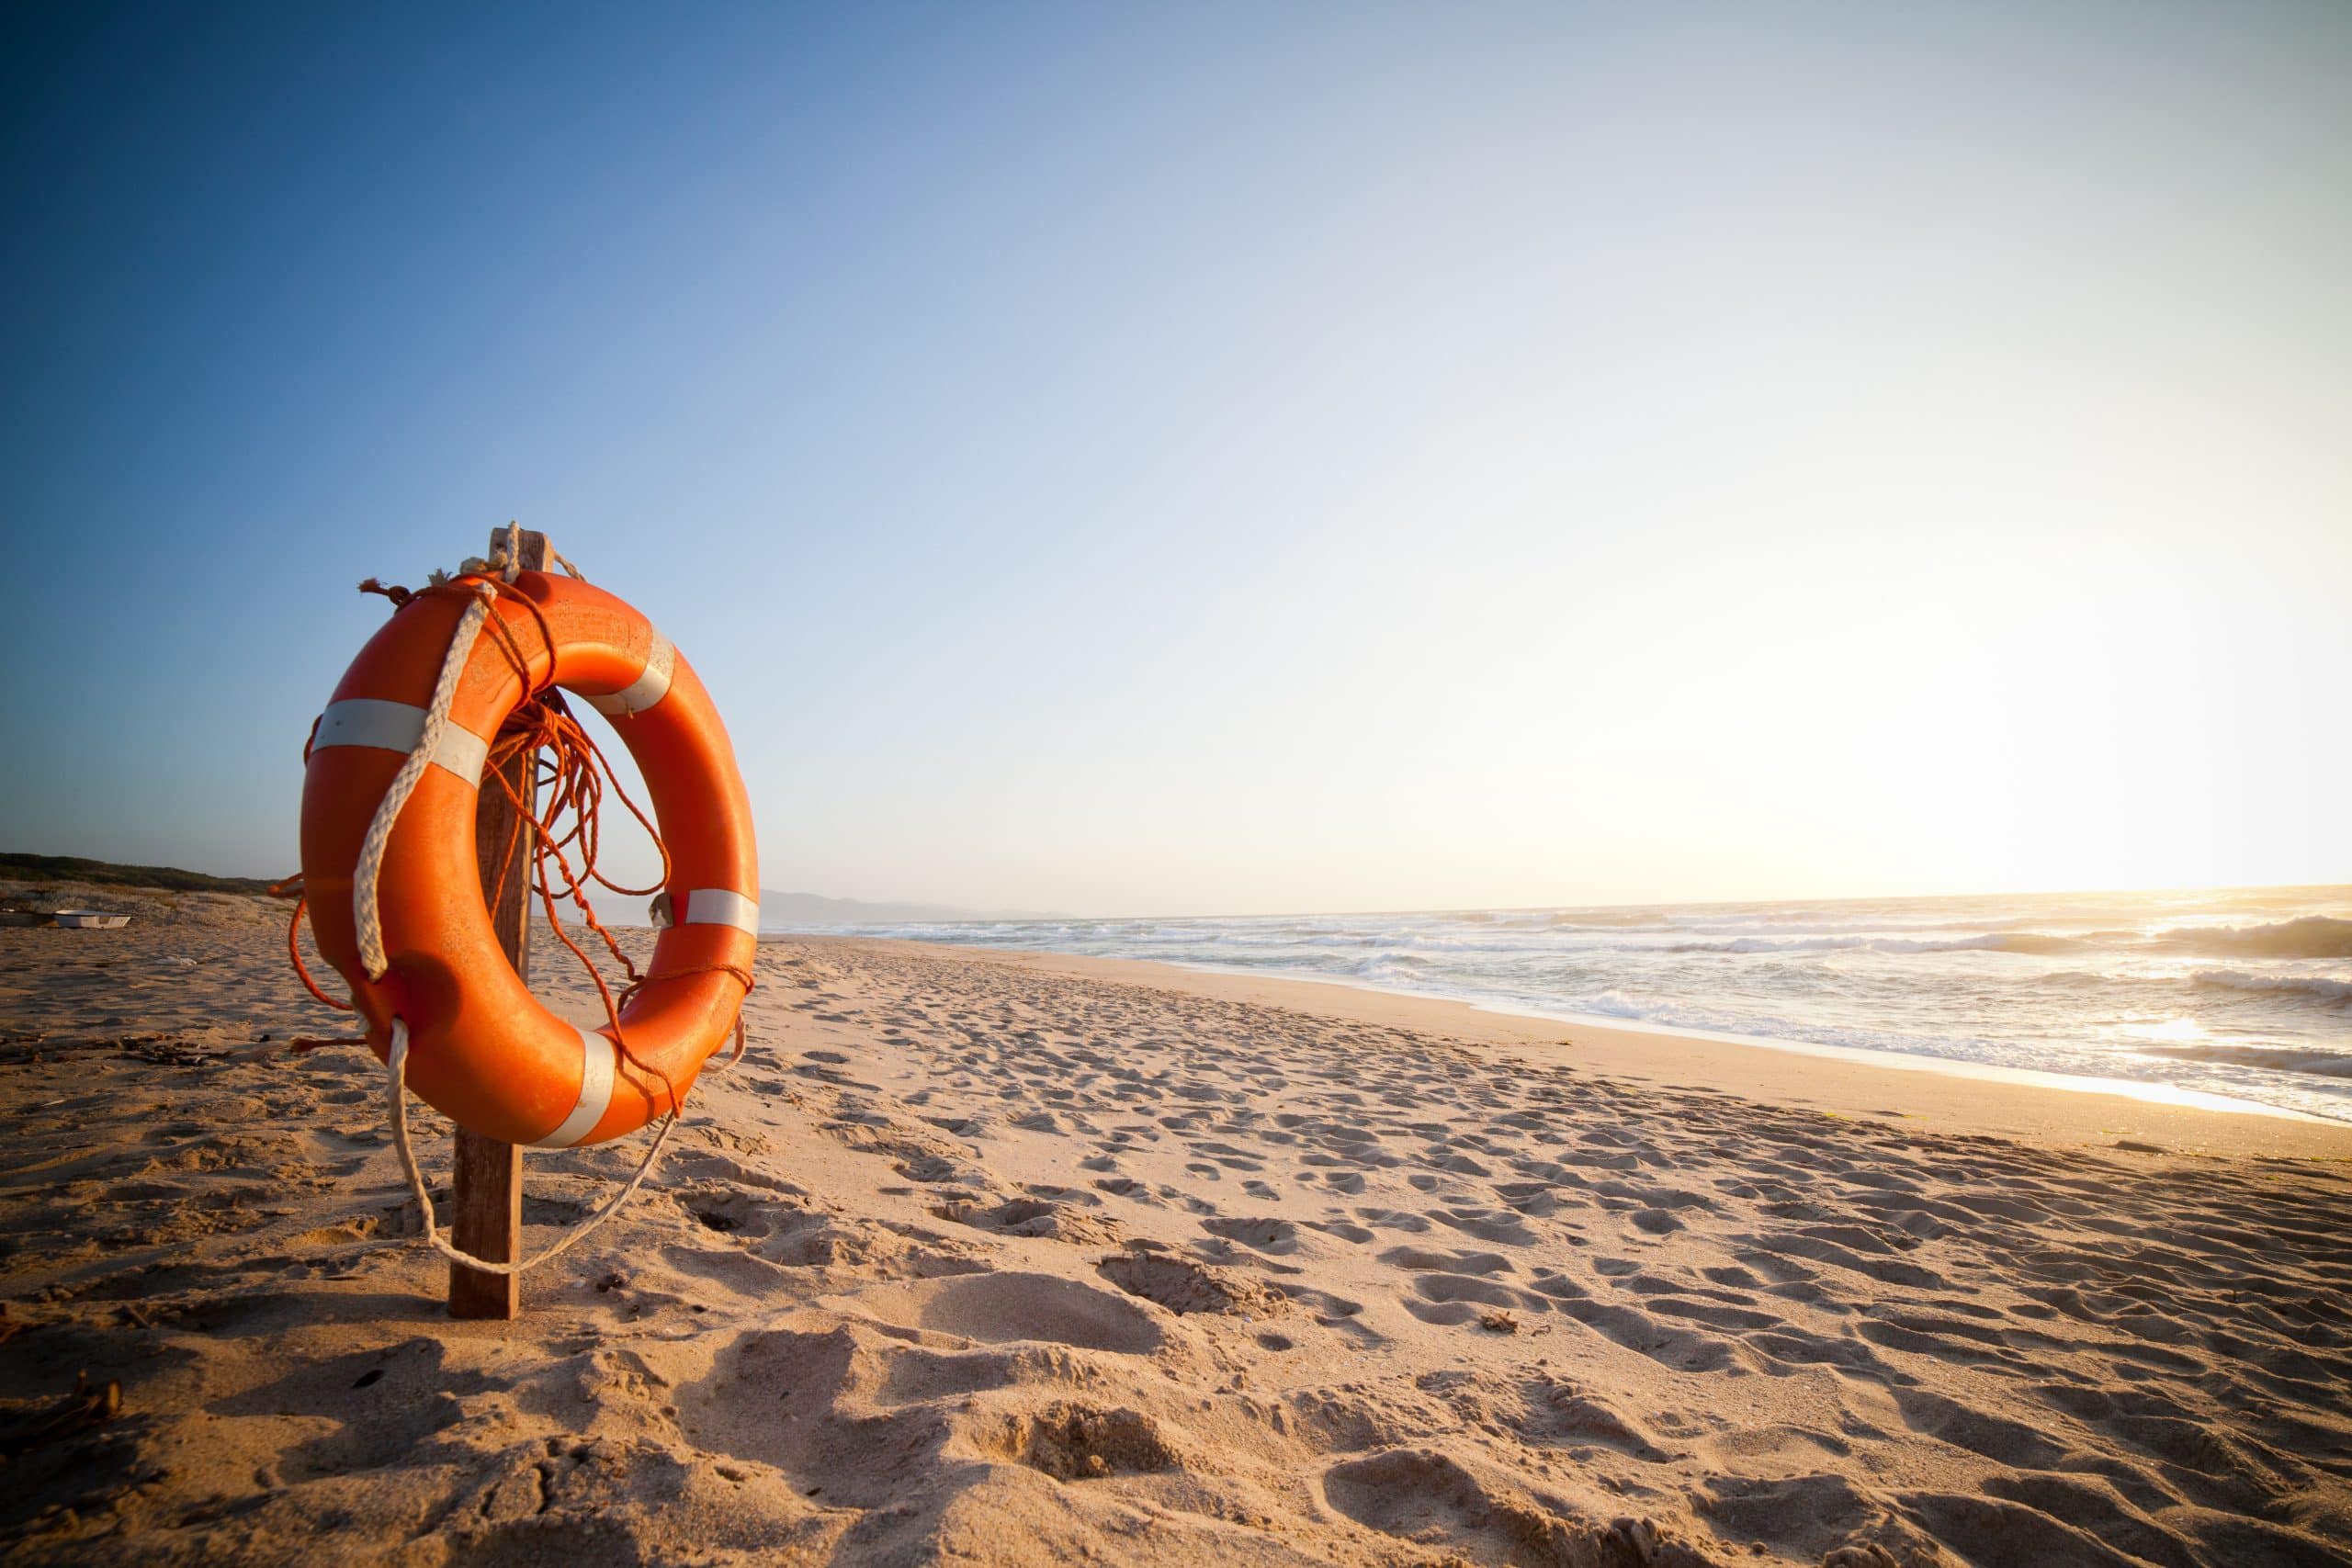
819, 886, 2352, 1124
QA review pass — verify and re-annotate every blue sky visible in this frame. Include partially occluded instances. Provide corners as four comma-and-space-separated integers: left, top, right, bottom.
4, 3, 2347, 915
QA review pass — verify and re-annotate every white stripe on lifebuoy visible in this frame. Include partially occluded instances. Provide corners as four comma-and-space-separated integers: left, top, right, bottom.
582, 633, 674, 716
531, 1025, 617, 1148
684, 888, 759, 934
313, 698, 491, 784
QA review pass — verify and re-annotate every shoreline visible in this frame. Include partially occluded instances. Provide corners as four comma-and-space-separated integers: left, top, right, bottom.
1149, 956, 2343, 1125
1166, 959, 2342, 1128
752, 886, 2352, 1134
808, 936, 2352, 1159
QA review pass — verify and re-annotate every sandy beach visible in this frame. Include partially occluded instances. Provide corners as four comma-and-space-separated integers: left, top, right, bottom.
11, 2, 2348, 1562
3, 886, 2349, 1566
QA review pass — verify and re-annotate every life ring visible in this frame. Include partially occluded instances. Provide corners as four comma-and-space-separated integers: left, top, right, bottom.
299, 570, 757, 1147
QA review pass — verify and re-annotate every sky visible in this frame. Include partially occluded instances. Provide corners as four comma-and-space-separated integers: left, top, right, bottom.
2, 2, 2346, 918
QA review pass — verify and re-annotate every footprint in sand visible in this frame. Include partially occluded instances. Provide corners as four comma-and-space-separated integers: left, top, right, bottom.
844, 1271, 1165, 1354
1322, 1449, 1682, 1565
1200, 1215, 1301, 1255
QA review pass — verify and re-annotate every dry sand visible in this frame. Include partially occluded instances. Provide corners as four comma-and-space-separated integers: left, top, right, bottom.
2, 885, 2349, 1566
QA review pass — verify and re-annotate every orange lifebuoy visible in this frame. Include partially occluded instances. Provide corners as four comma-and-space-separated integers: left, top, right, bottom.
300, 570, 757, 1147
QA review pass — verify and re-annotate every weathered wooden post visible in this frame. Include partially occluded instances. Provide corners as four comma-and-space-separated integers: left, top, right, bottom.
448, 526, 545, 1319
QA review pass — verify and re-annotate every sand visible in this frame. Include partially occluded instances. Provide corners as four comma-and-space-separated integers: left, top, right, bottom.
2, 886, 2349, 1566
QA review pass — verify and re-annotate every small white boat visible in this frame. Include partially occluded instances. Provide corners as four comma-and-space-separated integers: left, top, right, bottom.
52, 910, 132, 930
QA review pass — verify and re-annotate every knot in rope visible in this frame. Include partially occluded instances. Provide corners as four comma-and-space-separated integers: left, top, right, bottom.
357, 577, 416, 607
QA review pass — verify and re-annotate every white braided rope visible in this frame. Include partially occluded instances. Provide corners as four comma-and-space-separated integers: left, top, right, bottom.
385, 1018, 679, 1276
455, 524, 529, 585
351, 581, 498, 980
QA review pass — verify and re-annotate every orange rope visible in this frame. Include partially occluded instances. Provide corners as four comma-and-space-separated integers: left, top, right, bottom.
619, 960, 757, 1068
277, 570, 753, 1119
269, 876, 354, 1011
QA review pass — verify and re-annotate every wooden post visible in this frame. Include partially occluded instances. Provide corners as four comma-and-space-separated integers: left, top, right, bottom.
448, 526, 547, 1320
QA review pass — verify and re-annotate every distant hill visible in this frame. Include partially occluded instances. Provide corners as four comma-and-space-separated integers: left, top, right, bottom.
758, 890, 1056, 930
0, 852, 277, 895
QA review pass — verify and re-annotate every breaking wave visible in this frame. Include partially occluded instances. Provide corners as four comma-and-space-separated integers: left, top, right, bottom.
2155, 917, 2352, 959
2136, 1042, 2352, 1078
1666, 931, 2086, 956
2193, 970, 2352, 1008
